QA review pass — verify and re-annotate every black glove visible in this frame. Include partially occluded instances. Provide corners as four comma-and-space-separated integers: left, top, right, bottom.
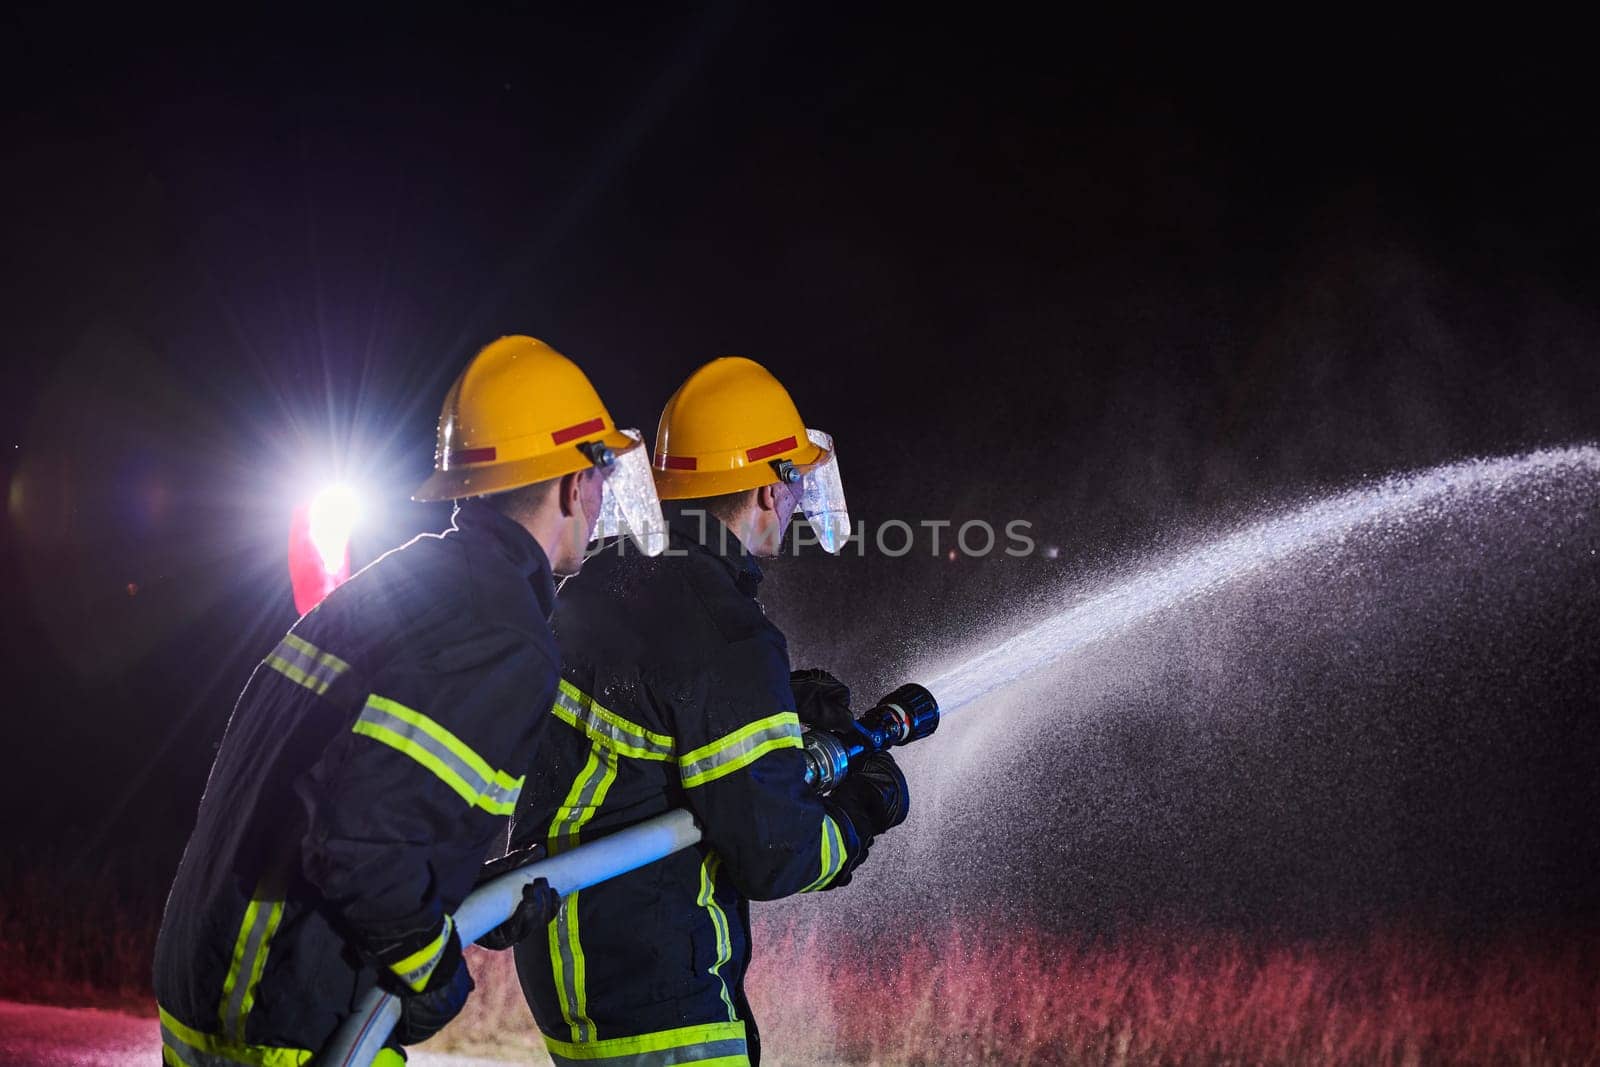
791, 668, 854, 731
476, 878, 561, 951
390, 927, 474, 1046
833, 751, 910, 834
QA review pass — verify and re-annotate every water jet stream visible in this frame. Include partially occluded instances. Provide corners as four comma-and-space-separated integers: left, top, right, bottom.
924, 446, 1600, 718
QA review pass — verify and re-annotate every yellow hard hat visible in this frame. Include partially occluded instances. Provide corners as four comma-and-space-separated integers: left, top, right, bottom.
652, 357, 829, 500
413, 336, 638, 502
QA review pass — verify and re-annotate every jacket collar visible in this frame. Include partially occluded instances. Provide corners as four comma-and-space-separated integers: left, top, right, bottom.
663, 501, 764, 599
451, 499, 558, 619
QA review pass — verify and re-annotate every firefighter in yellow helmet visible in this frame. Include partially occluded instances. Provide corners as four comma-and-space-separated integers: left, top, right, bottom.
154, 337, 664, 1066
509, 357, 909, 1066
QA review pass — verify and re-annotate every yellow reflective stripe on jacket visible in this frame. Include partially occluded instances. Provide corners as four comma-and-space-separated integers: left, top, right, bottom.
547, 741, 619, 1042
352, 694, 525, 815
543, 1020, 748, 1066
696, 853, 738, 1022
160, 1007, 404, 1067
159, 1005, 314, 1067
552, 679, 675, 761
550, 744, 621, 854
799, 814, 848, 893
677, 712, 803, 789
264, 632, 351, 696
391, 915, 454, 993
218, 893, 285, 1040
549, 892, 595, 1044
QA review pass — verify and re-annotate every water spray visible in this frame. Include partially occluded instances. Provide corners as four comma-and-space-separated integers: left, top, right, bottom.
326, 445, 1600, 1066
923, 445, 1600, 718
801, 682, 941, 792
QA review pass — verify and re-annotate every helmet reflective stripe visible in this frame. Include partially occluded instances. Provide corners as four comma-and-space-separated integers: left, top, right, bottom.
445, 446, 498, 466
745, 435, 798, 462
552, 418, 606, 445
413, 336, 644, 502
649, 358, 850, 553
651, 357, 826, 499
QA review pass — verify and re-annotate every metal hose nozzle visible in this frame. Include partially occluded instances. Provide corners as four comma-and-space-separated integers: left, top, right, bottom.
802, 682, 940, 793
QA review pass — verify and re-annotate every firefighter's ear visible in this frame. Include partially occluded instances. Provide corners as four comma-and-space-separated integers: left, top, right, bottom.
754, 483, 780, 514
558, 471, 584, 518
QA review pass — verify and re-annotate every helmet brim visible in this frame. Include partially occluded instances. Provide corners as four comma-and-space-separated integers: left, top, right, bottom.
412, 429, 639, 502
652, 437, 827, 500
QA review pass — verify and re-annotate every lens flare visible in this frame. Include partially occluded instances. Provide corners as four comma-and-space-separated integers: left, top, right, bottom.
307, 485, 361, 574
290, 484, 363, 615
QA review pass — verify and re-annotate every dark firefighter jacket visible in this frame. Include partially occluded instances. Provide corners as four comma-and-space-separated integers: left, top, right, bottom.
154, 501, 560, 1066
511, 510, 857, 1067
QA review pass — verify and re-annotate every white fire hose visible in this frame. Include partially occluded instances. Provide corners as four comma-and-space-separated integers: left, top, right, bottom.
320, 681, 938, 1065
320, 809, 703, 1067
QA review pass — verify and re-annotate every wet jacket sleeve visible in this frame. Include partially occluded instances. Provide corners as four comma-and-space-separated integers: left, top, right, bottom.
666, 631, 855, 900
296, 625, 556, 989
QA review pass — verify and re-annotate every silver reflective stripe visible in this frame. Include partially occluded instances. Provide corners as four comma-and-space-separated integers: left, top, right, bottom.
160, 1025, 240, 1067
554, 896, 591, 1042
265, 632, 350, 696
353, 695, 523, 815
219, 898, 280, 1039
553, 680, 674, 760
800, 815, 847, 893
159, 1007, 312, 1067
697, 854, 737, 1021
824, 817, 844, 879
552, 749, 616, 848
677, 716, 802, 787
355, 699, 497, 802
547, 1037, 749, 1067
480, 775, 521, 812
547, 745, 617, 1042
395, 916, 453, 990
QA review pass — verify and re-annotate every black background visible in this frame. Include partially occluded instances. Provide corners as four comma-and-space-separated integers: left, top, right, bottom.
2, 10, 1597, 930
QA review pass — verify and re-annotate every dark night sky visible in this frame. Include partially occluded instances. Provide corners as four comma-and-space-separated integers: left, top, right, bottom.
2, 11, 1597, 925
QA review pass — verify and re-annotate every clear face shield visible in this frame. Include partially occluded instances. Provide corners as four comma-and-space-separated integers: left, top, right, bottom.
592, 429, 669, 556
794, 428, 850, 554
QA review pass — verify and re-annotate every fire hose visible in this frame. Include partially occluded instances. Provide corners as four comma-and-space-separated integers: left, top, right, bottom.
321, 683, 938, 1066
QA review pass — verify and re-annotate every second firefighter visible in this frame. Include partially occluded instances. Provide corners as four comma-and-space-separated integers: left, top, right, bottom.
509, 356, 910, 1067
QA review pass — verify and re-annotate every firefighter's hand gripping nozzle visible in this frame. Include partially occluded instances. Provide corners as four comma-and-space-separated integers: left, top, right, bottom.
801, 683, 940, 793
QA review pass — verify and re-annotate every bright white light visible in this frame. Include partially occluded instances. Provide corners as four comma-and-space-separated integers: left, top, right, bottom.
307, 485, 361, 574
